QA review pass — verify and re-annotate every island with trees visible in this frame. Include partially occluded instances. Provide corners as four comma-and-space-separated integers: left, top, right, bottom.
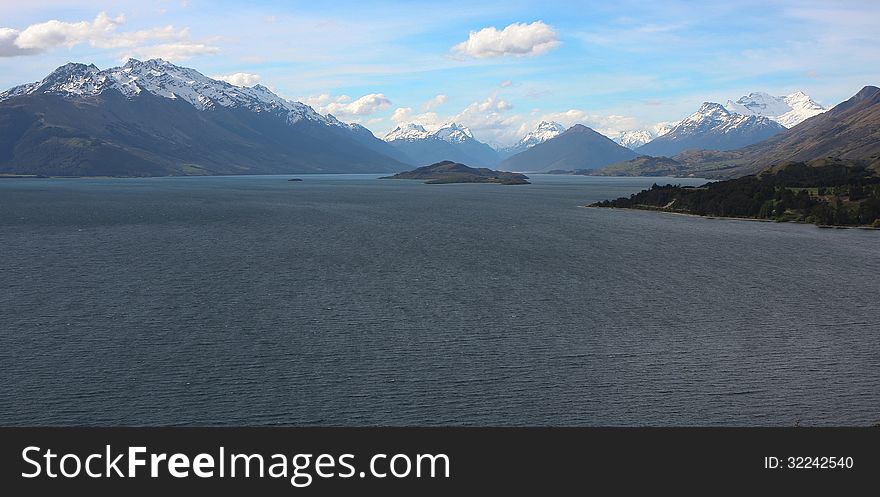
380, 160, 530, 185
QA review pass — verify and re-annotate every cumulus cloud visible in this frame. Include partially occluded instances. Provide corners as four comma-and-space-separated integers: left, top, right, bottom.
390, 95, 522, 145
453, 21, 559, 58
0, 12, 217, 60
12, 12, 125, 51
124, 43, 219, 61
390, 107, 443, 128
304, 93, 392, 119
421, 94, 448, 111
211, 72, 262, 87
0, 28, 39, 56
391, 107, 414, 122
453, 96, 521, 144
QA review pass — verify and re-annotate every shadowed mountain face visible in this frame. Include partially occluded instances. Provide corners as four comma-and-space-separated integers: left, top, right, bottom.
499, 124, 637, 172
0, 60, 410, 176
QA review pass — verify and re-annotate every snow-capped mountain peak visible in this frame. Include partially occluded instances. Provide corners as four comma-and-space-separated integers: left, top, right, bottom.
384, 122, 475, 143
0, 58, 343, 128
691, 102, 731, 122
724, 90, 827, 128
433, 122, 474, 143
613, 130, 655, 149
676, 101, 781, 135
612, 122, 675, 149
517, 120, 565, 148
384, 123, 429, 141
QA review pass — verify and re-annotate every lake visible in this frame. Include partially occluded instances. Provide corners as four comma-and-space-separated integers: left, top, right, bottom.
1, 174, 877, 426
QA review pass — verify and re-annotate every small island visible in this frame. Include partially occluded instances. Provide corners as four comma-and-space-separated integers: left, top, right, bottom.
287, 178, 303, 182
380, 160, 530, 185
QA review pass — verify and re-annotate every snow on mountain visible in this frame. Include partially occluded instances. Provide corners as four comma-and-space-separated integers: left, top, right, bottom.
384, 122, 475, 143
635, 102, 786, 157
431, 122, 475, 143
384, 123, 429, 141
496, 120, 565, 156
613, 130, 655, 149
612, 123, 675, 149
652, 122, 673, 137
517, 121, 566, 149
724, 91, 827, 128
678, 102, 760, 133
0, 58, 348, 129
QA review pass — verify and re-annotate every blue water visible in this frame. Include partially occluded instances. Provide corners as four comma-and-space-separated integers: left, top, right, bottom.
1, 174, 877, 426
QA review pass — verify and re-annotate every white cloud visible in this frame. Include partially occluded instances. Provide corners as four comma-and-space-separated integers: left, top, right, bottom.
453, 96, 521, 145
391, 107, 413, 122
499, 80, 514, 88
421, 94, 447, 111
390, 95, 521, 146
0, 12, 217, 60
535, 109, 643, 138
0, 28, 39, 56
452, 21, 559, 58
211, 72, 262, 87
13, 12, 125, 51
124, 43, 219, 61
304, 93, 392, 118
391, 107, 442, 126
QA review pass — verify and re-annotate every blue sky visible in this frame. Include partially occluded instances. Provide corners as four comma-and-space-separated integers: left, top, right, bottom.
1, 0, 878, 145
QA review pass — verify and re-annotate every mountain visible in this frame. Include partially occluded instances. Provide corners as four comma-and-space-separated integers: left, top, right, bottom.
380, 160, 529, 185
499, 124, 638, 172
0, 59, 410, 176
603, 86, 880, 179
612, 129, 655, 150
384, 122, 500, 167
635, 103, 786, 157
613, 130, 655, 149
724, 85, 880, 176
725, 91, 827, 128
613, 123, 674, 149
498, 121, 566, 157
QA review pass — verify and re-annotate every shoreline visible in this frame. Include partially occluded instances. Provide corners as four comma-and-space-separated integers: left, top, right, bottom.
583, 205, 880, 230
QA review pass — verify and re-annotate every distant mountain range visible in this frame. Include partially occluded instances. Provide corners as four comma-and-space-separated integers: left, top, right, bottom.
383, 122, 500, 167
0, 59, 411, 176
0, 61, 867, 182
592, 86, 880, 179
499, 124, 637, 172
615, 91, 825, 156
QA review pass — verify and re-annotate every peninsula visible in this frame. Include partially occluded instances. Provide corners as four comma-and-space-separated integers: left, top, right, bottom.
590, 158, 880, 227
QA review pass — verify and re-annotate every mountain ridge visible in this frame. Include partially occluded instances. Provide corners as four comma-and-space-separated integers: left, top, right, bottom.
636, 102, 786, 157
0, 59, 410, 176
